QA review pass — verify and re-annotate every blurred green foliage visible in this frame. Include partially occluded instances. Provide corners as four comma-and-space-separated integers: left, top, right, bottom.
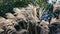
37, 0, 48, 8
0, 0, 48, 17
0, 0, 31, 16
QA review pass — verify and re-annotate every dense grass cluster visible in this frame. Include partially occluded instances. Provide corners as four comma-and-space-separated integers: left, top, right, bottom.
0, 0, 60, 34
0, 4, 60, 34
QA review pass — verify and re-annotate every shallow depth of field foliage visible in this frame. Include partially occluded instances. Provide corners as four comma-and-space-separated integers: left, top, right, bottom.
0, 0, 60, 34
0, 0, 49, 17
